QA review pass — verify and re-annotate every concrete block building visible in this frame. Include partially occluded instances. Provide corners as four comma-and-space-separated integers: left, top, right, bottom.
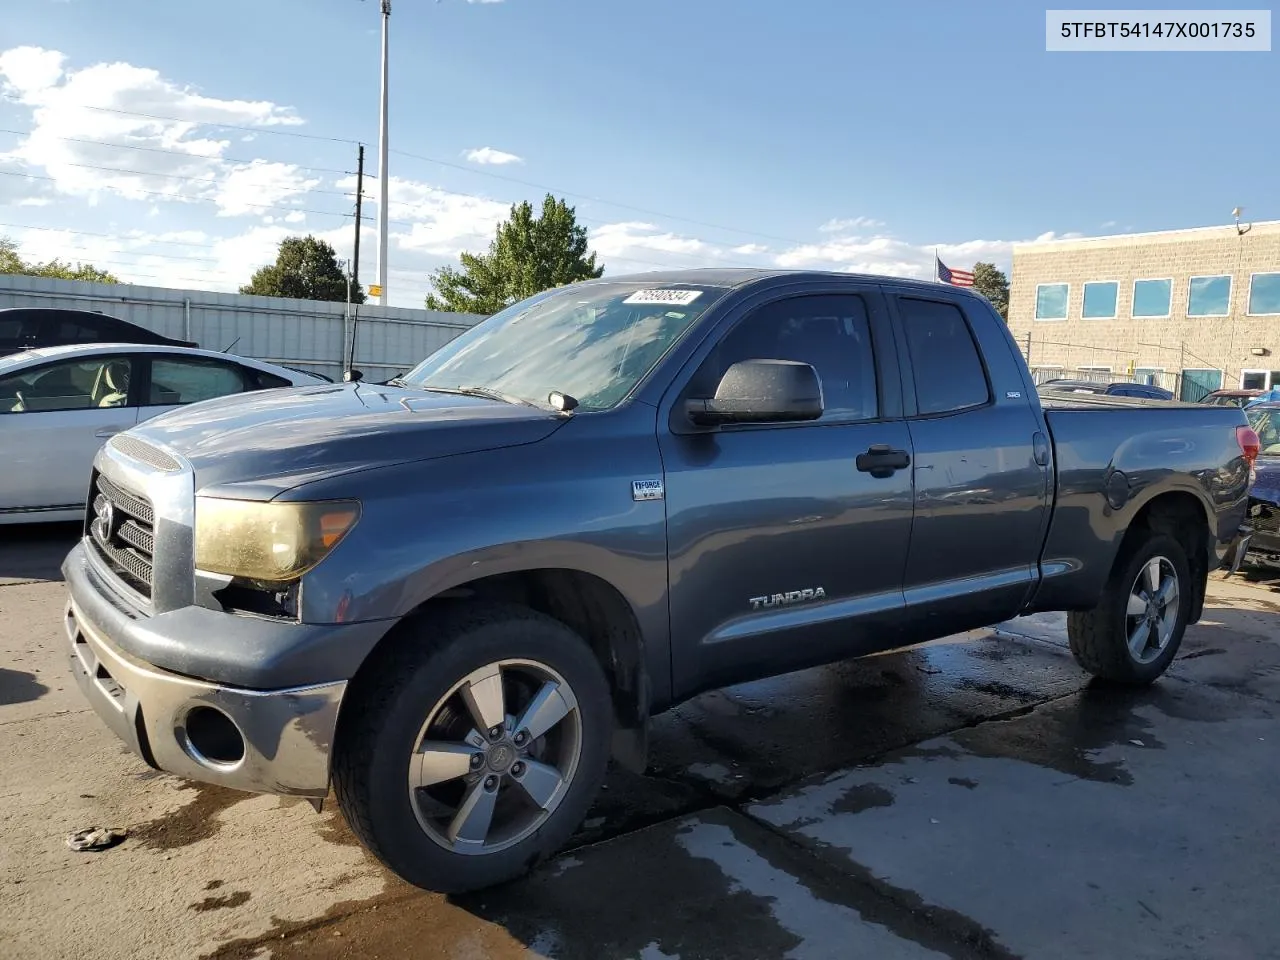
1006, 220, 1280, 400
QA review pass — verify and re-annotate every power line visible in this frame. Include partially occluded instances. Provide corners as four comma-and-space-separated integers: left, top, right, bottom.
70, 103, 358, 145
17, 158, 356, 199
3, 100, 801, 250
0, 221, 218, 249
388, 147, 805, 248
0, 169, 354, 221
0, 127, 354, 178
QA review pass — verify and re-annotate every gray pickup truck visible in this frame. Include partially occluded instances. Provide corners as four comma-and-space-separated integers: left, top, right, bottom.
63, 269, 1255, 892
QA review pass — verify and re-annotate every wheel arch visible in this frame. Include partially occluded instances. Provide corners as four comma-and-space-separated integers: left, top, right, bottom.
1114, 489, 1212, 623
339, 566, 653, 774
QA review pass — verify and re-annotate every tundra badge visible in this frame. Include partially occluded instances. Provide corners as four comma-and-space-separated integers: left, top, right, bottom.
632, 479, 665, 501
749, 587, 827, 610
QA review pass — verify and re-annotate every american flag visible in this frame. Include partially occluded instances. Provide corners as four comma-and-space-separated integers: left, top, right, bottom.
935, 255, 975, 287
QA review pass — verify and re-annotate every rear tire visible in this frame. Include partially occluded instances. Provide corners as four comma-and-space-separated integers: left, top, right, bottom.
1068, 532, 1191, 685
333, 603, 612, 893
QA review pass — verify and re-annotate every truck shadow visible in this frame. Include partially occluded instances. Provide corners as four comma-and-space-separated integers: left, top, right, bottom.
0, 521, 80, 583
0, 667, 49, 706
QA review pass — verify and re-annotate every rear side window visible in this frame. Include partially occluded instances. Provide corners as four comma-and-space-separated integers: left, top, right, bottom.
898, 297, 990, 415
254, 370, 292, 389
148, 357, 248, 405
0, 317, 24, 346
52, 317, 107, 345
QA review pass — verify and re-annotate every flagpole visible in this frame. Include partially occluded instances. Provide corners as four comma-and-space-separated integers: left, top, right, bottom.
933, 247, 939, 283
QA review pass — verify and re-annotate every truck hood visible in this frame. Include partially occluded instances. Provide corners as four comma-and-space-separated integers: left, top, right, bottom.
128, 382, 566, 495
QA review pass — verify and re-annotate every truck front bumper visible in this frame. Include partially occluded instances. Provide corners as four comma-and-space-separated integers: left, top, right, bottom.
64, 547, 347, 799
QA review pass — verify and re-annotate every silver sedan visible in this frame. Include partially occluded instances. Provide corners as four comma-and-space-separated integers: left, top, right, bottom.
0, 343, 326, 524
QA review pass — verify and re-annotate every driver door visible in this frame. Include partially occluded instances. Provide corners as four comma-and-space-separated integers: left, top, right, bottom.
0, 354, 140, 516
659, 289, 915, 697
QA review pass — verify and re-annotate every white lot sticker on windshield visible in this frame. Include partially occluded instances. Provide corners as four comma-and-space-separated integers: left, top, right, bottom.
623, 289, 703, 306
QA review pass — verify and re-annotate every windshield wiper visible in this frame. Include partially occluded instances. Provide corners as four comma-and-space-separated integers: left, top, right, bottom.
419, 385, 550, 411
385, 377, 407, 387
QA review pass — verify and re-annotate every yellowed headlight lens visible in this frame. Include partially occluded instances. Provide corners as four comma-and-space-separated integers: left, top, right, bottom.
194, 498, 361, 582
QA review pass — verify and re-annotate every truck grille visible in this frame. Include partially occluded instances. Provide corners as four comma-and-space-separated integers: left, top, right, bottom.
87, 472, 156, 599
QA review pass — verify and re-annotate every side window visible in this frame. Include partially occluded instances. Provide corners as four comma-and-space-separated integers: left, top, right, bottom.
148, 358, 248, 406
0, 316, 25, 349
0, 356, 133, 413
53, 317, 107, 345
898, 297, 990, 416
692, 294, 879, 422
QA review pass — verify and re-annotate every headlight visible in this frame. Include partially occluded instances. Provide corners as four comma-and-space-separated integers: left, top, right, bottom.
194, 497, 361, 582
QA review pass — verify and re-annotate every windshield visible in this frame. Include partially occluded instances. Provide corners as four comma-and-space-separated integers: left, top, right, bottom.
1247, 408, 1280, 456
401, 282, 723, 412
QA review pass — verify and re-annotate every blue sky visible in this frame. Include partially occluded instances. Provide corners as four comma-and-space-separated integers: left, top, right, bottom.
0, 0, 1275, 306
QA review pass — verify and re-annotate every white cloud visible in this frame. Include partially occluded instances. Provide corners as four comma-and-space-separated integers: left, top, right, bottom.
15, 196, 51, 206
464, 146, 524, 166
467, 0, 506, 4
731, 243, 769, 256
819, 216, 884, 234
590, 221, 730, 272
0, 45, 308, 214
346, 174, 512, 258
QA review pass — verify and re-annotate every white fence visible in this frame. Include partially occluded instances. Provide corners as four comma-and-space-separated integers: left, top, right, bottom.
0, 275, 486, 383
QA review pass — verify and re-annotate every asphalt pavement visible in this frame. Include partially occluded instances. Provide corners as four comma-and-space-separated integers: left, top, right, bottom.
1, 523, 1277, 960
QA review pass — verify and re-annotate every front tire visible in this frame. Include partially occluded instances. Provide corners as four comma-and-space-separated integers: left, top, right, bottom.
1067, 532, 1191, 684
333, 603, 612, 893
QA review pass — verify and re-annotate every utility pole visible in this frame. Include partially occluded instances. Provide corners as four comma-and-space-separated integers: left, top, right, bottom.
375, 0, 391, 306
352, 143, 365, 292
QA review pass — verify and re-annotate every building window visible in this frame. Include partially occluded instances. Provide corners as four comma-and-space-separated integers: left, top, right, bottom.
1035, 283, 1068, 321
1249, 273, 1280, 316
1241, 370, 1280, 391
1187, 276, 1232, 317
1081, 281, 1118, 319
1180, 368, 1222, 402
1132, 278, 1172, 318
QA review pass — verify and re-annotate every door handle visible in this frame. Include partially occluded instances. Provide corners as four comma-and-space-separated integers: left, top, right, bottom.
95, 428, 125, 439
856, 444, 911, 477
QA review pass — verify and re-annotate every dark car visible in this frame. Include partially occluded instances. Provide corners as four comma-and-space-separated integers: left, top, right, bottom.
64, 268, 1253, 894
1201, 388, 1262, 408
1039, 377, 1174, 400
0, 307, 198, 357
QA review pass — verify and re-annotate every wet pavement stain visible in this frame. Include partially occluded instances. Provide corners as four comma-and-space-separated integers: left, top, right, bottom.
204, 880, 224, 891
0, 667, 48, 706
200, 882, 525, 960
830, 782, 896, 815
189, 890, 250, 913
948, 777, 979, 790
130, 783, 249, 851
690, 810, 1019, 960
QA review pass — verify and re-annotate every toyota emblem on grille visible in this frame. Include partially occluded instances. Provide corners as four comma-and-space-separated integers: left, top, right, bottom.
96, 499, 116, 543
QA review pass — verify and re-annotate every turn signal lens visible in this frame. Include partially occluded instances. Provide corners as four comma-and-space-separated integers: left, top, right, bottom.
1237, 425, 1261, 464
195, 498, 361, 582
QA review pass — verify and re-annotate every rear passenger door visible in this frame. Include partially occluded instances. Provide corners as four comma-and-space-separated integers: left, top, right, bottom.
888, 292, 1051, 636
138, 355, 256, 423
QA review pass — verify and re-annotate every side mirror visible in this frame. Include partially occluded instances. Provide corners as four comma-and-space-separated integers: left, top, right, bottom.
684, 359, 823, 426
343, 369, 364, 383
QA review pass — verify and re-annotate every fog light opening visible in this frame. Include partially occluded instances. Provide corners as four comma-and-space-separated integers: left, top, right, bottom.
181, 706, 246, 767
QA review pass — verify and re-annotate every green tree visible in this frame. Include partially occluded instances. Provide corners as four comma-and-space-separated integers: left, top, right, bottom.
240, 235, 363, 303
0, 235, 120, 283
426, 194, 604, 314
972, 261, 1009, 320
